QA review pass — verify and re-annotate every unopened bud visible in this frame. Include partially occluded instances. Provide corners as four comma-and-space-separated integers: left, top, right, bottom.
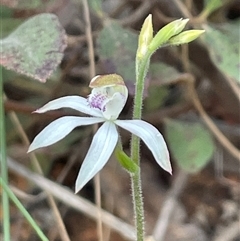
167, 30, 205, 45
149, 18, 189, 53
137, 14, 153, 59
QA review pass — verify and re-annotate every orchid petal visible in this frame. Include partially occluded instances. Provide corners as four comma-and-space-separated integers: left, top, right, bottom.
28, 117, 104, 152
115, 120, 172, 174
35, 96, 103, 117
75, 122, 118, 193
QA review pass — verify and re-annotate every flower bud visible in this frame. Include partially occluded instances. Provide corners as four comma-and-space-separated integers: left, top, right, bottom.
167, 30, 205, 45
137, 14, 153, 59
149, 18, 189, 53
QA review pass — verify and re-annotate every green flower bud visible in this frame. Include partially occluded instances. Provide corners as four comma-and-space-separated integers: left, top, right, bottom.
167, 30, 205, 45
149, 18, 189, 53
137, 14, 153, 59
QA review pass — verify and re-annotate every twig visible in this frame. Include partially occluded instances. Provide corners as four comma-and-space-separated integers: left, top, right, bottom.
109, 0, 128, 18
181, 44, 190, 73
82, 1, 103, 241
172, 0, 193, 18
119, 0, 156, 26
187, 76, 240, 161
149, 73, 240, 160
7, 156, 136, 241
225, 75, 240, 103
9, 185, 45, 203
177, 74, 240, 161
152, 170, 188, 241
83, 0, 96, 78
153, 8, 175, 23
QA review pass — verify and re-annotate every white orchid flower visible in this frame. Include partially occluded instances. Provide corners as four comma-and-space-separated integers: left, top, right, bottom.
28, 74, 171, 193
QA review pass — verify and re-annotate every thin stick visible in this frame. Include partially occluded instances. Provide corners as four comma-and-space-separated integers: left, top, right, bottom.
83, 0, 96, 77
181, 44, 190, 73
171, 74, 240, 161
173, 0, 193, 18
225, 75, 240, 103
187, 78, 240, 161
120, 0, 156, 26
82, 1, 103, 241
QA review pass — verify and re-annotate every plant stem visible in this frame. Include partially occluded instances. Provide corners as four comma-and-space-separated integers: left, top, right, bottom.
130, 52, 151, 241
0, 178, 49, 241
0, 66, 11, 241
130, 172, 144, 241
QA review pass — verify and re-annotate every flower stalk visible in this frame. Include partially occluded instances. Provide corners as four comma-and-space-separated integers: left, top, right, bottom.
130, 16, 154, 241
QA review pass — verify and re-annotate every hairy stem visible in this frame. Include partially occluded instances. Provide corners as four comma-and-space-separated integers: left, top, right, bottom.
130, 52, 151, 241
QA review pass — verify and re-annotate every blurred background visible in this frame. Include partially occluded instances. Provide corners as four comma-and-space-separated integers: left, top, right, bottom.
1, 0, 239, 241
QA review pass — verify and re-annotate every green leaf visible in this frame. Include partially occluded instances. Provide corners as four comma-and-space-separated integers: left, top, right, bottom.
115, 148, 139, 174
165, 119, 215, 173
203, 22, 240, 83
0, 13, 67, 82
97, 20, 138, 84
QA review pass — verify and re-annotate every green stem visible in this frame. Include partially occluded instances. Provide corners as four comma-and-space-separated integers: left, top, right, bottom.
130, 52, 151, 241
130, 172, 144, 241
133, 53, 151, 120
0, 66, 11, 241
0, 178, 49, 241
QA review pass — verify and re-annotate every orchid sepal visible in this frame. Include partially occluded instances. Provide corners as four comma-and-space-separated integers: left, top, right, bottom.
28, 116, 104, 152
115, 119, 172, 174
35, 96, 103, 117
75, 122, 118, 193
